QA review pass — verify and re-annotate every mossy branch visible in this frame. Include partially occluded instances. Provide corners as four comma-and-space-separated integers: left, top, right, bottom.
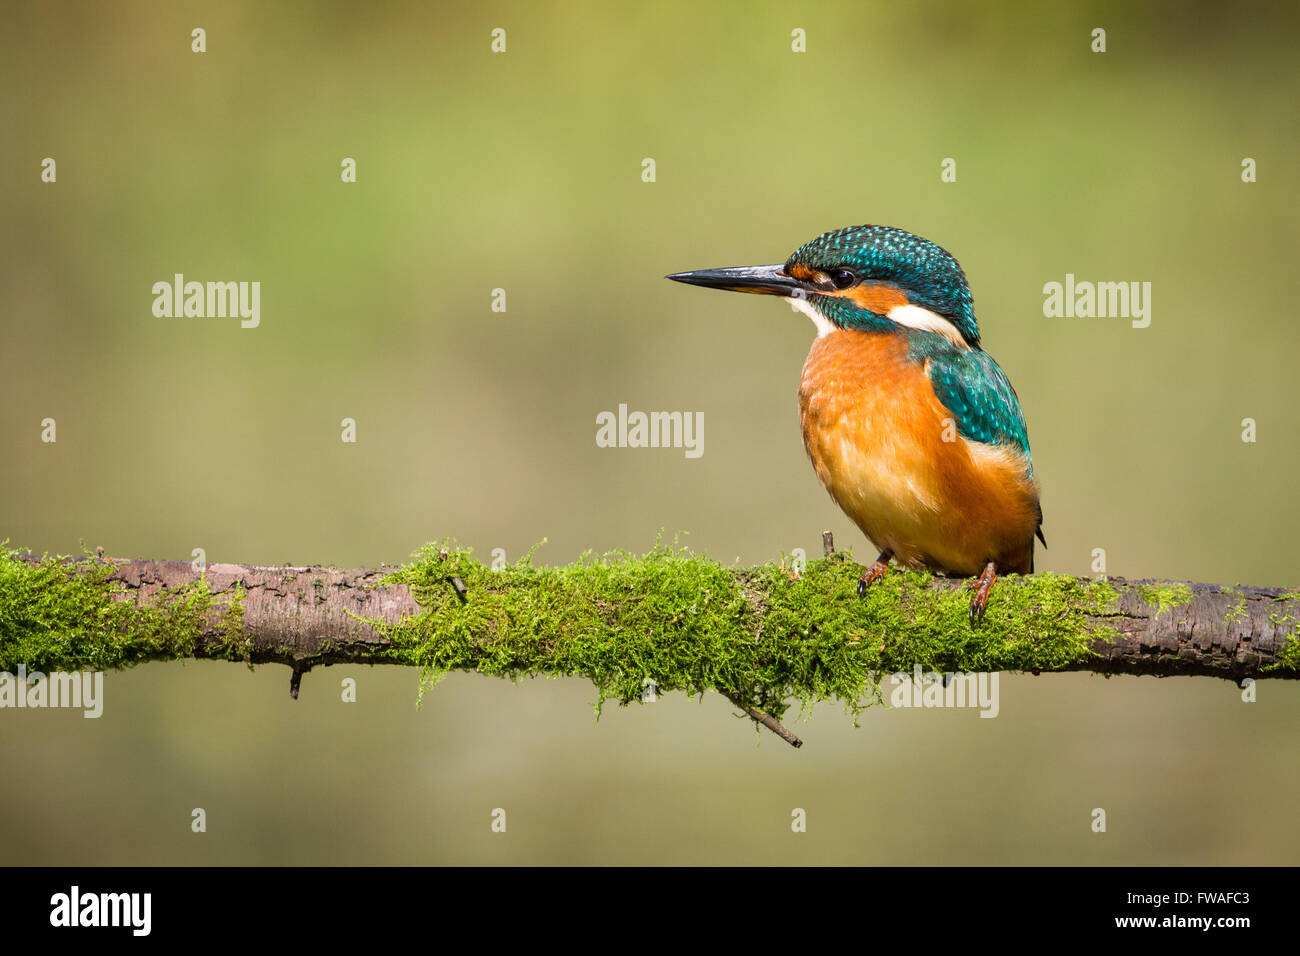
2, 540, 1296, 748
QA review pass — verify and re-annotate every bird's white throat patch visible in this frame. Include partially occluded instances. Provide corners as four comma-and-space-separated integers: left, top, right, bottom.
786, 296, 969, 349
785, 295, 837, 337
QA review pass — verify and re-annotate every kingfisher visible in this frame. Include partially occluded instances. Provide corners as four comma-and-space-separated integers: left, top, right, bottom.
667, 224, 1044, 623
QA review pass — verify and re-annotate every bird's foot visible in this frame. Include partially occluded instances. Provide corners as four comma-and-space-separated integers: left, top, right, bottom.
966, 561, 998, 625
856, 551, 893, 597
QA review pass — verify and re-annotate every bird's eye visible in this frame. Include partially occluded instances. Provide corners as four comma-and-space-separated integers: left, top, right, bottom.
830, 269, 857, 289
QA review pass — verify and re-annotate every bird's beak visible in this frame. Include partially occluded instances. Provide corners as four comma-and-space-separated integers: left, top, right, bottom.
665, 264, 809, 297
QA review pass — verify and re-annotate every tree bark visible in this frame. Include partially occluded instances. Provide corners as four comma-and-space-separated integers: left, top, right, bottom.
88, 557, 1297, 681
8, 551, 1296, 749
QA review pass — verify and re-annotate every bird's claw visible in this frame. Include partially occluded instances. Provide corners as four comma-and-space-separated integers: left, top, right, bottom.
967, 562, 998, 627
856, 561, 889, 597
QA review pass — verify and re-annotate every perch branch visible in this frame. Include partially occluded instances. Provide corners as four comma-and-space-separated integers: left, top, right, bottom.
3, 542, 1296, 749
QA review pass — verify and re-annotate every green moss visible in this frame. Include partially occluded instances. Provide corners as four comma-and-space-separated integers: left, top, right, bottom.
1222, 588, 1250, 626
1135, 582, 1194, 618
1271, 635, 1300, 673
216, 582, 253, 668
0, 545, 240, 672
0, 540, 1149, 722
1263, 594, 1300, 673
374, 539, 1117, 722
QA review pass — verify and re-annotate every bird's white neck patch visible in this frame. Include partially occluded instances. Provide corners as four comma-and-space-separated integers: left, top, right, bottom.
786, 295, 970, 347
887, 304, 970, 349
785, 295, 837, 338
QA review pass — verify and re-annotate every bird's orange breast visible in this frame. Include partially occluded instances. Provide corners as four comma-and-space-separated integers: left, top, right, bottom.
798, 330, 1039, 575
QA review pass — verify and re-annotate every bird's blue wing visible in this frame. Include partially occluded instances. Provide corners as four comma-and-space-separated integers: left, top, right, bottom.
921, 342, 1032, 464
913, 334, 1045, 549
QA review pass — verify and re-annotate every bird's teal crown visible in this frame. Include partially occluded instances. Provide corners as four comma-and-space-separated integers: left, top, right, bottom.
788, 224, 981, 347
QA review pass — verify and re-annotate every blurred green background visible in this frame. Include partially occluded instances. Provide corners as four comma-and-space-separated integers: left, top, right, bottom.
2, 1, 1297, 864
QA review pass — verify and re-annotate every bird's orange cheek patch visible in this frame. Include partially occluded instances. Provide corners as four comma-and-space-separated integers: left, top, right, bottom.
787, 262, 818, 283
841, 282, 909, 314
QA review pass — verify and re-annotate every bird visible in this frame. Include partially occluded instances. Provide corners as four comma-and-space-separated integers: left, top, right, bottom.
667, 224, 1044, 624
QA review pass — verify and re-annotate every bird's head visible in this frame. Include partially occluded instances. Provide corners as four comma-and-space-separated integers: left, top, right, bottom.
667, 224, 980, 349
